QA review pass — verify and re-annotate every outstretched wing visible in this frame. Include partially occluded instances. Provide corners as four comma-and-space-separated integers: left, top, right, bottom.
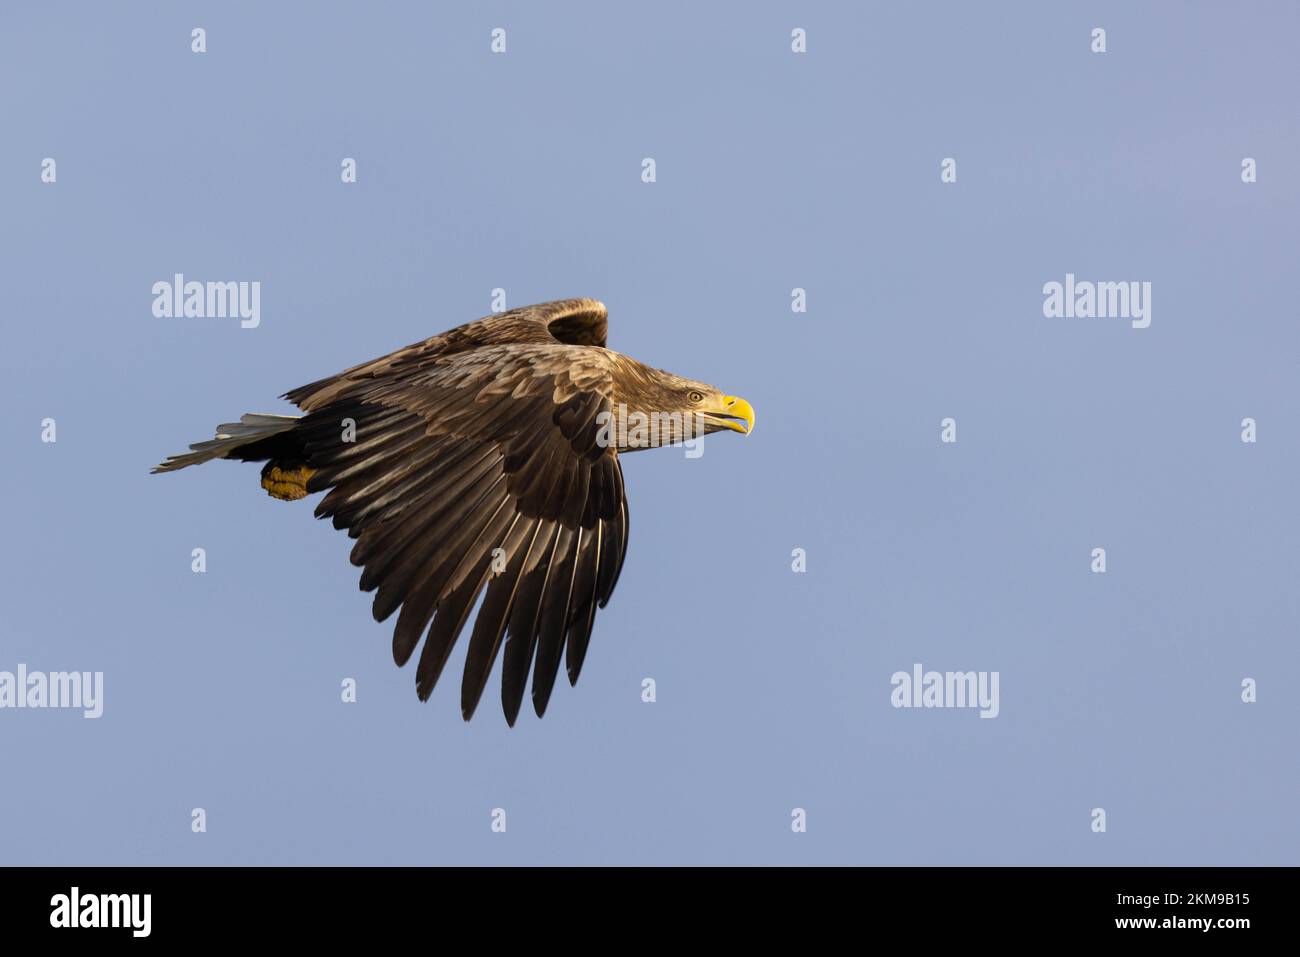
285, 298, 607, 412
292, 341, 628, 724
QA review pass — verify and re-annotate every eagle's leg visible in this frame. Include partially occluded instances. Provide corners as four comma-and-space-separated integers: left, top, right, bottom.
260, 463, 317, 501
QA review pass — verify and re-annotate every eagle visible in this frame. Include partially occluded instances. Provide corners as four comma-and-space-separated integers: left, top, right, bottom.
154, 299, 754, 724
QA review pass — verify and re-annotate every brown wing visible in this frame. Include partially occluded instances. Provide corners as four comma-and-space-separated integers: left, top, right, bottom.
291, 343, 628, 724
284, 298, 607, 412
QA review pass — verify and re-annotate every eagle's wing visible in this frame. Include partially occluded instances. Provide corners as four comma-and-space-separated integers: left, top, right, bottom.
292, 340, 628, 724
284, 298, 607, 412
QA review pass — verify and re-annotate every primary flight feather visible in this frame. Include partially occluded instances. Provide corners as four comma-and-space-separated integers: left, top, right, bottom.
154, 299, 754, 724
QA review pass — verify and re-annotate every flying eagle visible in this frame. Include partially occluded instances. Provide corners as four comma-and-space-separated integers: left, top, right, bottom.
154, 299, 754, 724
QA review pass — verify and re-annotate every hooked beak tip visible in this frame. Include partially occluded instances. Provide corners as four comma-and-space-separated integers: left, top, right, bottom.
720, 396, 755, 436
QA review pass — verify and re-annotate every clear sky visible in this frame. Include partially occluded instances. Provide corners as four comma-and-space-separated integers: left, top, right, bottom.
1, 1, 1296, 865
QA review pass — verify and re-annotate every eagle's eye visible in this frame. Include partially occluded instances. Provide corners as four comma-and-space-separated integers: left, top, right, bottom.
687, 390, 705, 404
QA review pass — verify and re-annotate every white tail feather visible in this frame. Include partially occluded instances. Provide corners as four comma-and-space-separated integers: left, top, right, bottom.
152, 413, 301, 473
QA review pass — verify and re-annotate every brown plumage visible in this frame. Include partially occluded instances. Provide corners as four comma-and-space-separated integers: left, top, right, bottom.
153, 299, 754, 724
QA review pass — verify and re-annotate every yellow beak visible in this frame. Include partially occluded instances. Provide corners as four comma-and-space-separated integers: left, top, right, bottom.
712, 395, 755, 435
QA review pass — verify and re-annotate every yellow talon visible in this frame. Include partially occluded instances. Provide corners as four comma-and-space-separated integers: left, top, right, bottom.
261, 465, 316, 501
